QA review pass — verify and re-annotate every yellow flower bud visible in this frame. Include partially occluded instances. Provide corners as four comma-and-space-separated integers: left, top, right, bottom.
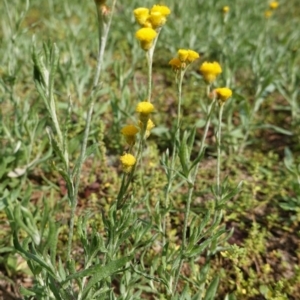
139, 119, 155, 138
135, 28, 157, 51
133, 7, 150, 26
269, 1, 279, 9
150, 5, 171, 17
136, 101, 155, 124
199, 61, 222, 84
178, 49, 189, 62
186, 50, 200, 63
121, 125, 139, 146
120, 154, 136, 173
222, 6, 230, 13
136, 101, 154, 114
174, 49, 199, 68
148, 11, 167, 28
169, 57, 182, 70
264, 10, 272, 18
214, 87, 232, 105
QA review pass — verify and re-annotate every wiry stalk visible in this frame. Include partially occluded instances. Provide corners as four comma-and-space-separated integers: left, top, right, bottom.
146, 28, 161, 102
216, 103, 224, 201
174, 93, 216, 293
163, 69, 184, 246
67, 0, 118, 261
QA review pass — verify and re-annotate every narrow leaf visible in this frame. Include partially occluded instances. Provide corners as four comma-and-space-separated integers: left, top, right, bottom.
64, 256, 132, 284
82, 256, 132, 298
204, 276, 220, 300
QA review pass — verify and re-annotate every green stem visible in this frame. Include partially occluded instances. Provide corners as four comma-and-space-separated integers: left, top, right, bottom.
116, 121, 146, 209
146, 51, 153, 102
176, 71, 184, 130
116, 173, 127, 208
47, 44, 69, 169
192, 95, 216, 181
174, 185, 193, 292
146, 28, 161, 102
3, 0, 13, 32
199, 97, 216, 158
174, 92, 216, 293
163, 69, 184, 245
217, 103, 224, 200
49, 94, 69, 169
67, 0, 118, 261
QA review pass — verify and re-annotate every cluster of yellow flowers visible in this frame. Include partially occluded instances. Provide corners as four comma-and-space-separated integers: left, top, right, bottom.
119, 5, 166, 173
169, 48, 232, 104
134, 5, 171, 50
169, 50, 230, 101
169, 49, 200, 70
265, 1, 279, 18
198, 61, 232, 105
121, 4, 234, 173
134, 5, 171, 28
119, 102, 155, 173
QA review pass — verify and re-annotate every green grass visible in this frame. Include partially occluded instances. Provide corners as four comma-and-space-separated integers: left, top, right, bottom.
1, 0, 300, 299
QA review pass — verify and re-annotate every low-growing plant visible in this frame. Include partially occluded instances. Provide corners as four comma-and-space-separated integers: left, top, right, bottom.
1, 0, 299, 299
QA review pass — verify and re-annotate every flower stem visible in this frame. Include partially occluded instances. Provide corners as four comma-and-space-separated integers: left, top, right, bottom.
217, 103, 224, 200
163, 69, 184, 245
173, 185, 193, 292
49, 92, 69, 169
146, 29, 161, 102
174, 92, 216, 293
199, 95, 215, 158
146, 51, 153, 102
67, 0, 118, 261
116, 129, 145, 209
176, 71, 184, 129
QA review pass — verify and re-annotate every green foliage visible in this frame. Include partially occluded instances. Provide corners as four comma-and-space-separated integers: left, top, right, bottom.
0, 0, 300, 299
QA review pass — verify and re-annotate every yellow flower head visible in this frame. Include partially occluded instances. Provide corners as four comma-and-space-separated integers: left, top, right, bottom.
199, 61, 222, 84
147, 5, 171, 28
146, 118, 155, 131
214, 87, 232, 104
222, 6, 230, 13
121, 125, 139, 136
269, 1, 279, 9
136, 101, 155, 124
148, 12, 166, 28
139, 119, 155, 138
136, 101, 154, 114
133, 8, 150, 26
135, 28, 157, 50
177, 49, 199, 65
121, 125, 139, 146
187, 50, 200, 62
264, 10, 273, 18
169, 57, 182, 71
178, 49, 189, 62
120, 153, 136, 173
150, 5, 171, 17
135, 28, 157, 42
